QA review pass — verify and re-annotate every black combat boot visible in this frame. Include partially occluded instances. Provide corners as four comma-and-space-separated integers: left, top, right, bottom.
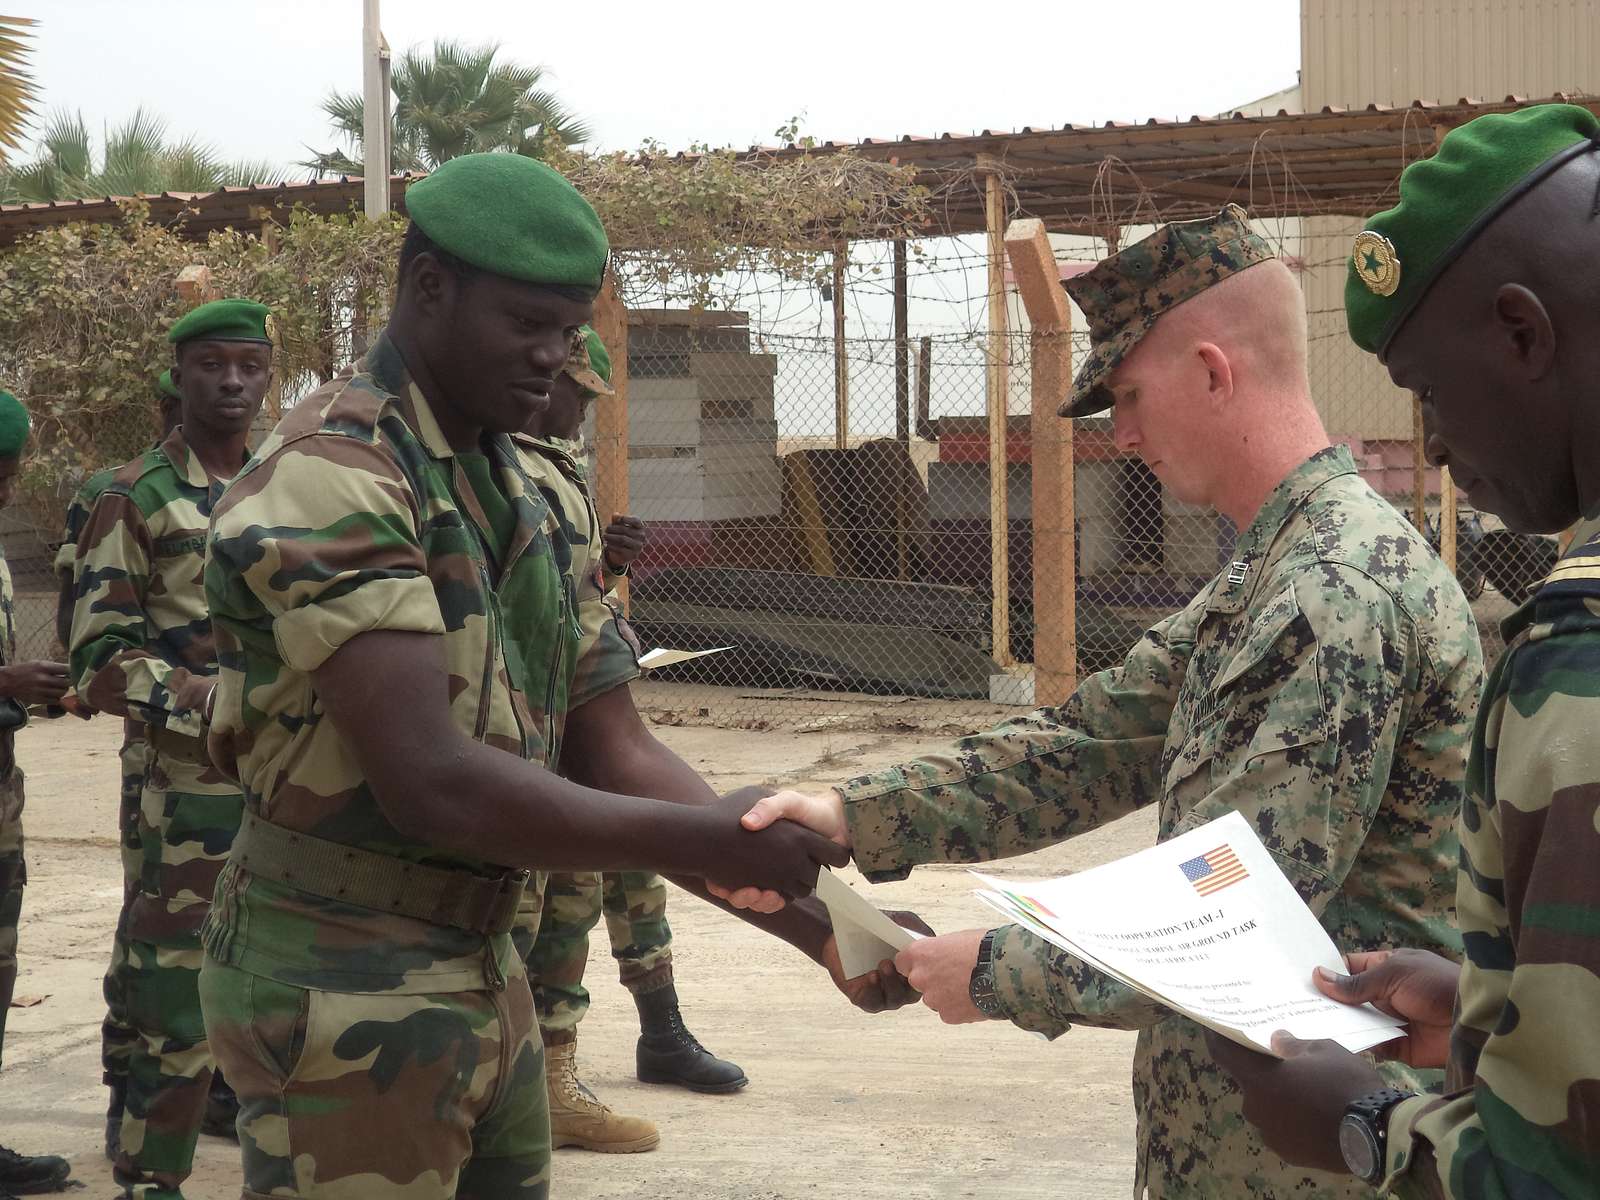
201, 1070, 240, 1141
633, 983, 747, 1094
104, 1076, 127, 1161
0, 1145, 71, 1195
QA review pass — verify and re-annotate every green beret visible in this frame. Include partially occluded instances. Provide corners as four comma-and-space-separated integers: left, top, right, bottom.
0, 390, 30, 458
157, 369, 182, 401
405, 153, 609, 290
562, 326, 614, 396
1346, 103, 1600, 357
1061, 204, 1274, 417
168, 298, 273, 347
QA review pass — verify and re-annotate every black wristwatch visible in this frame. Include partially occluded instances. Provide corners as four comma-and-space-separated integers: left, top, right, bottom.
968, 929, 1007, 1019
1338, 1087, 1415, 1183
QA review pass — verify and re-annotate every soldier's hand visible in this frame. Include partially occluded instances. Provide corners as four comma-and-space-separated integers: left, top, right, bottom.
895, 927, 991, 1024
0, 660, 70, 705
1204, 1028, 1385, 1174
707, 785, 852, 912
172, 674, 217, 717
821, 910, 933, 1014
690, 786, 848, 901
602, 514, 647, 571
1312, 949, 1459, 1069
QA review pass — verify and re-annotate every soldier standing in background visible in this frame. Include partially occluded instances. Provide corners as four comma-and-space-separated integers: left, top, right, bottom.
70, 301, 272, 1200
52, 367, 182, 1162
0, 388, 75, 1197
518, 329, 746, 1157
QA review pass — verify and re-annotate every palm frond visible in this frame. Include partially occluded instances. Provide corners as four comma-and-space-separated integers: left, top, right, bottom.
0, 15, 39, 155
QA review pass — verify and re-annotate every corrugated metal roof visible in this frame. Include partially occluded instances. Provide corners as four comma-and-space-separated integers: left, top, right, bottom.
1, 94, 1592, 245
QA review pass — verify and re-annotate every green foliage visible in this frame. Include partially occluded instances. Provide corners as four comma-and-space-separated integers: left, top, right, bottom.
304, 39, 590, 175
0, 107, 288, 203
551, 141, 930, 307
0, 203, 403, 529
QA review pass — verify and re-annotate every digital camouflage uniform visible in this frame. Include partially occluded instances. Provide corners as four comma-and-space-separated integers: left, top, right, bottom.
55, 464, 147, 1093
0, 547, 26, 1067
1376, 516, 1600, 1198
837, 204, 1483, 1199
840, 446, 1481, 1198
199, 332, 627, 1199
511, 435, 663, 1039
69, 426, 245, 1191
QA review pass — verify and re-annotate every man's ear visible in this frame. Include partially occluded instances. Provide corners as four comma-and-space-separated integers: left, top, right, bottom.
404, 251, 458, 319
1493, 283, 1556, 382
1196, 342, 1234, 408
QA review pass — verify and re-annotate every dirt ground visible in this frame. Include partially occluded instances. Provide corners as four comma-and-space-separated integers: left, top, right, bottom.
1, 710, 1156, 1200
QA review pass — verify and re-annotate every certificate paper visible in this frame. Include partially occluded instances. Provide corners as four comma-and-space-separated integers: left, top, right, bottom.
972, 811, 1404, 1056
816, 868, 924, 978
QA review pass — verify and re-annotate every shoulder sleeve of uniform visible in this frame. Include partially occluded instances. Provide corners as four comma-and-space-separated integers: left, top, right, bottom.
206, 430, 445, 674
569, 592, 643, 710
1383, 624, 1600, 1198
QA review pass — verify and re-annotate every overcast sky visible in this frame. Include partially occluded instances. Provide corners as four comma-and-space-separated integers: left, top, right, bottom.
18, 0, 1301, 166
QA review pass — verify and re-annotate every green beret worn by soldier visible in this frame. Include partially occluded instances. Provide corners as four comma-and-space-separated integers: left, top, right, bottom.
517, 328, 746, 1156
53, 367, 186, 1163
0, 390, 75, 1197
1213, 102, 1600, 1199
725, 206, 1484, 1198
198, 153, 876, 1200
69, 300, 274, 1199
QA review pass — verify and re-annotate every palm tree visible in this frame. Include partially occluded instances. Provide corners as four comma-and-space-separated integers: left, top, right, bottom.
0, 107, 287, 203
0, 15, 39, 157
304, 39, 590, 177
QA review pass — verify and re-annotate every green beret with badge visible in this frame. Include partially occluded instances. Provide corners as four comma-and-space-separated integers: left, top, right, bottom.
1059, 204, 1276, 418
0, 389, 29, 457
562, 326, 615, 398
1346, 103, 1600, 356
168, 298, 274, 347
405, 152, 610, 290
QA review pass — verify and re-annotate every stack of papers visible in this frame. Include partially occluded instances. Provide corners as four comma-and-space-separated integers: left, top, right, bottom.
972, 810, 1403, 1055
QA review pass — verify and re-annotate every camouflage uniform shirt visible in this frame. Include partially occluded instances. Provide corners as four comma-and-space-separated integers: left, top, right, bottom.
839, 446, 1483, 1198
1382, 512, 1600, 1199
203, 332, 609, 995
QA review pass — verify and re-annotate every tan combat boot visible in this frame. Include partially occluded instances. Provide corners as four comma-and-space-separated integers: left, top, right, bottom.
545, 1038, 661, 1153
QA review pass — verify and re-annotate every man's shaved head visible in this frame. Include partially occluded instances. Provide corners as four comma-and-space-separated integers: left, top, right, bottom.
1385, 148, 1600, 532
1106, 259, 1327, 524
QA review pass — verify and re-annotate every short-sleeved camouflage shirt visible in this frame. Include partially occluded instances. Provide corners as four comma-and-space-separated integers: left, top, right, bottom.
203, 332, 611, 994
1382, 510, 1600, 1199
69, 428, 229, 739
0, 545, 21, 854
514, 435, 641, 718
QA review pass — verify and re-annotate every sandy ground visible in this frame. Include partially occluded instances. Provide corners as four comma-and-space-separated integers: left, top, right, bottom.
0, 713, 1156, 1200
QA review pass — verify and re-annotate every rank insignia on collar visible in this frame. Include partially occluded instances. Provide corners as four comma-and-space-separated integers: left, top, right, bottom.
1227, 560, 1250, 585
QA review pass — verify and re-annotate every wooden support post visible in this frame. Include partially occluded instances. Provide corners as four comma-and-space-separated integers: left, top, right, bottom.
915, 336, 932, 439
1006, 218, 1076, 703
832, 239, 849, 451
592, 277, 631, 606
1440, 467, 1458, 573
893, 239, 910, 443
175, 264, 218, 309
981, 159, 1012, 667
1412, 395, 1427, 531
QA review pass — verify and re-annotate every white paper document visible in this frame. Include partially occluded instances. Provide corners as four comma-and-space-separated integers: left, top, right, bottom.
815, 868, 923, 978
972, 811, 1404, 1056
637, 646, 733, 670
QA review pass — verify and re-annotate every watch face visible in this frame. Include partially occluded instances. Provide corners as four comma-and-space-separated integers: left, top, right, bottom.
1338, 1117, 1380, 1181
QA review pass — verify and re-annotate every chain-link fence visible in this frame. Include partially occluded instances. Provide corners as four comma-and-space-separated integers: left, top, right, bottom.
2, 219, 1558, 729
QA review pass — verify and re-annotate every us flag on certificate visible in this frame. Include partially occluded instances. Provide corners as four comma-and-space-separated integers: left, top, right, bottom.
1179, 844, 1248, 896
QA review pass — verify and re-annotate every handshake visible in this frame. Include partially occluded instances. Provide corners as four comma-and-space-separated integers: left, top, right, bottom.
688, 785, 996, 1025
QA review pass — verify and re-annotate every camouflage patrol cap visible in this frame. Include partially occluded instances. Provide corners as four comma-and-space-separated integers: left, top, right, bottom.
562, 326, 614, 397
1060, 204, 1275, 418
